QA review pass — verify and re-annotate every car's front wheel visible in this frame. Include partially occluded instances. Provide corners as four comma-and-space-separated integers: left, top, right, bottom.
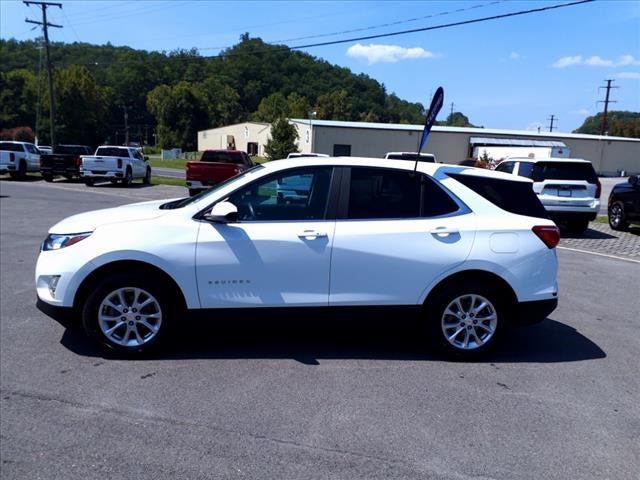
427, 282, 506, 359
81, 273, 173, 354
608, 202, 628, 231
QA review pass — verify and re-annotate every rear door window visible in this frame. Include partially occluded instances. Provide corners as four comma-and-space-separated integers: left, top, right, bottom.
517, 162, 534, 178
530, 161, 597, 183
449, 173, 548, 218
346, 167, 459, 219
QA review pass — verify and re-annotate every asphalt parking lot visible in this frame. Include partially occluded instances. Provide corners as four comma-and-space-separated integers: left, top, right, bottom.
1, 177, 639, 480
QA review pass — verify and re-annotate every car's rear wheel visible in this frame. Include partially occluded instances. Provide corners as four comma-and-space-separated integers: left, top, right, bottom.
63, 174, 73, 181
42, 173, 54, 182
608, 202, 628, 231
426, 282, 506, 359
81, 273, 173, 355
188, 189, 199, 197
143, 167, 151, 185
84, 178, 94, 186
9, 160, 27, 180
567, 219, 589, 234
122, 167, 133, 187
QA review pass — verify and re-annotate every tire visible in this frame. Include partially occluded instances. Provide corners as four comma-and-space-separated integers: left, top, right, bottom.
63, 174, 74, 181
81, 272, 174, 355
84, 178, 94, 187
567, 219, 589, 235
608, 202, 629, 231
9, 160, 27, 180
143, 167, 151, 185
188, 189, 200, 197
425, 280, 508, 360
42, 173, 55, 182
122, 167, 133, 187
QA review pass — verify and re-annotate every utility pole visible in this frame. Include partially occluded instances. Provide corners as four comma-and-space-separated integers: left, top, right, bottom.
449, 102, 455, 119
598, 79, 618, 136
547, 115, 557, 132
25, 1, 62, 147
123, 106, 129, 145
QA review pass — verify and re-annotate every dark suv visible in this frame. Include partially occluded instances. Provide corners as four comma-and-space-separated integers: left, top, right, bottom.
608, 175, 640, 231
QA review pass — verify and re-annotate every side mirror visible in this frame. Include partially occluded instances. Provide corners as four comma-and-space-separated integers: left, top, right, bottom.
628, 175, 639, 187
204, 201, 238, 223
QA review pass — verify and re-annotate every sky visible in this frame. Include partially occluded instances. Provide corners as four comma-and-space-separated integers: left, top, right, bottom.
1, 0, 639, 132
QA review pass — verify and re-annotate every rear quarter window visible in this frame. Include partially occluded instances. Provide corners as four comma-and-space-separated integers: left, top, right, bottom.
449, 173, 549, 219
531, 162, 597, 183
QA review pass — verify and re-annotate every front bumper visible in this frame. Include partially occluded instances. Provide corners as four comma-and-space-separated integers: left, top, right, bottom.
514, 298, 558, 325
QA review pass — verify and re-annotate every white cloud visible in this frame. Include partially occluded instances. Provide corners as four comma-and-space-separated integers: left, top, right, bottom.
552, 55, 583, 68
614, 71, 640, 79
552, 54, 640, 68
570, 109, 590, 115
509, 52, 521, 60
346, 43, 438, 64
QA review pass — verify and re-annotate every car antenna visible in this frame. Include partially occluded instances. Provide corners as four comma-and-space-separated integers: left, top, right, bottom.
415, 86, 444, 174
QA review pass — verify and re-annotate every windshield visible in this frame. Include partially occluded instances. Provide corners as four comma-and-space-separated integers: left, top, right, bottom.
530, 161, 597, 183
160, 164, 265, 209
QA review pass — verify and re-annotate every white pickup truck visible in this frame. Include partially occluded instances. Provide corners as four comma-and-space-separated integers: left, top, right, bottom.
81, 146, 151, 187
0, 141, 41, 179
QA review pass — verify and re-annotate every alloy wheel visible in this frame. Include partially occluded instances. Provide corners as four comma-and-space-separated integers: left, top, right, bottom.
610, 204, 623, 227
98, 287, 162, 347
441, 294, 497, 350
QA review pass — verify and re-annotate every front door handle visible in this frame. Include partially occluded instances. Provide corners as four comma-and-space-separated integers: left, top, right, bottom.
298, 230, 328, 240
429, 226, 459, 237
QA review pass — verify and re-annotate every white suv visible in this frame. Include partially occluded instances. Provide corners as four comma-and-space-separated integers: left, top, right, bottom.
495, 157, 601, 233
36, 158, 559, 359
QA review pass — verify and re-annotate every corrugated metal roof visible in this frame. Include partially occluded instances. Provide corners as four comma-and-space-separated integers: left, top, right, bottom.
289, 119, 640, 143
469, 137, 567, 147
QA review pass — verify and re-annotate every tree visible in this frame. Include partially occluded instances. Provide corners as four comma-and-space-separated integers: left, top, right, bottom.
440, 111, 478, 128
194, 77, 242, 127
147, 81, 208, 150
264, 117, 298, 160
315, 89, 351, 120
286, 92, 310, 119
48, 65, 107, 146
252, 92, 288, 122
0, 69, 37, 130
574, 111, 640, 138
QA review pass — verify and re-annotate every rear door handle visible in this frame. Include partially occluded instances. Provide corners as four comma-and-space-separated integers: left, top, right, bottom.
429, 226, 459, 237
298, 230, 328, 240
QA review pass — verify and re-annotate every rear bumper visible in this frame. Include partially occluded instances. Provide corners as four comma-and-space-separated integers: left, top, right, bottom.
41, 167, 80, 176
514, 298, 558, 325
80, 170, 123, 180
186, 180, 215, 190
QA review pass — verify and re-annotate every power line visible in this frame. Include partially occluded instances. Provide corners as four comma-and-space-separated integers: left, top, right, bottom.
266, 0, 506, 47
598, 79, 618, 136
25, 0, 62, 147
32, 0, 596, 69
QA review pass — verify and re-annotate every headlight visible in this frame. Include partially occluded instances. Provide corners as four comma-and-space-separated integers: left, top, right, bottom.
42, 232, 92, 251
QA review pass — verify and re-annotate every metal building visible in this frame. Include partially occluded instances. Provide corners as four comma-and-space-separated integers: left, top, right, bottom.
198, 119, 640, 175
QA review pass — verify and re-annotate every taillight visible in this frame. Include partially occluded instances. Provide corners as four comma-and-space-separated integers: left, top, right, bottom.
75, 156, 81, 167
9, 153, 15, 162
117, 158, 122, 169
532, 225, 560, 249
595, 178, 601, 199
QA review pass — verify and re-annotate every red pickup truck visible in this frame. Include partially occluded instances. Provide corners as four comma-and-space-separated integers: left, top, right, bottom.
185, 150, 254, 196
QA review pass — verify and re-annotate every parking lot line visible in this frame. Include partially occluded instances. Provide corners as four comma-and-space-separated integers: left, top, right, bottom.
557, 245, 640, 264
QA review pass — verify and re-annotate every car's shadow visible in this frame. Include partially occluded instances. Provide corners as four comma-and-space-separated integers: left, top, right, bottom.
58, 313, 606, 364
0, 174, 42, 182
561, 227, 617, 240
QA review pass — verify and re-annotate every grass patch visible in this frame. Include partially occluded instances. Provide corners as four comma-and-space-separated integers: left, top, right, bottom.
593, 215, 608, 224
149, 158, 187, 170
151, 176, 186, 187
